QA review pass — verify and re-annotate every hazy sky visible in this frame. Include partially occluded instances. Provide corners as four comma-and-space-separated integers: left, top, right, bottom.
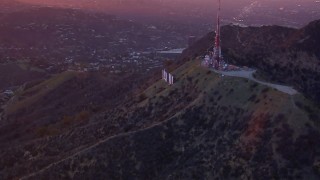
15, 0, 320, 27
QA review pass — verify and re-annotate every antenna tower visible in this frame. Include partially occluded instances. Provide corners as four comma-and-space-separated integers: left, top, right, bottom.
213, 0, 223, 69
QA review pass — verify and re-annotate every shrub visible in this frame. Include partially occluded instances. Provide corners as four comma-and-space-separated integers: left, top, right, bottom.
262, 87, 270, 93
75, 110, 90, 122
138, 93, 147, 102
250, 83, 259, 89
36, 126, 58, 137
62, 115, 74, 126
248, 94, 257, 101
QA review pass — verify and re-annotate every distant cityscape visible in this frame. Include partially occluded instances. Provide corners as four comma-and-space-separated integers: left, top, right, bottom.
229, 0, 320, 27
0, 7, 202, 78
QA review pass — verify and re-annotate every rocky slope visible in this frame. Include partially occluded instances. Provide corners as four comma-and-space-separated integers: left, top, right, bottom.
1, 59, 319, 179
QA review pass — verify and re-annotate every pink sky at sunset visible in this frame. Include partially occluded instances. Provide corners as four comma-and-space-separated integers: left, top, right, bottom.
13, 0, 320, 27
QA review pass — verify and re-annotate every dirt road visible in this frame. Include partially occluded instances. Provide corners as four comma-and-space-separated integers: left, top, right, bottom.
214, 69, 298, 95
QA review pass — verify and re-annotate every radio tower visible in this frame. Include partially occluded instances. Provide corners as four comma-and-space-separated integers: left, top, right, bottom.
212, 0, 223, 70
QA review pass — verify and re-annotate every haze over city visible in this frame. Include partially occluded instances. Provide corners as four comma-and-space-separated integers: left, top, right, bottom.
16, 0, 320, 27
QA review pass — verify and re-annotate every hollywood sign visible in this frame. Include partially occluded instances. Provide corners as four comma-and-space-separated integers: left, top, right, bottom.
162, 69, 174, 85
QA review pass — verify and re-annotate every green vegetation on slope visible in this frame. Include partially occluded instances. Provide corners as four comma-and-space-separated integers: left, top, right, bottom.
6, 71, 77, 115
24, 58, 320, 180
1, 59, 320, 179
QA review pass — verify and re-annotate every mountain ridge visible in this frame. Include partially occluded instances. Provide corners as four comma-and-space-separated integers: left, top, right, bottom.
179, 19, 320, 105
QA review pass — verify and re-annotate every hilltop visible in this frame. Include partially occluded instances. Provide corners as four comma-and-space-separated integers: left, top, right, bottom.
180, 19, 320, 104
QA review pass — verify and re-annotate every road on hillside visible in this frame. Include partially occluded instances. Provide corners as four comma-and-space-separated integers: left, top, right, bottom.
214, 69, 298, 95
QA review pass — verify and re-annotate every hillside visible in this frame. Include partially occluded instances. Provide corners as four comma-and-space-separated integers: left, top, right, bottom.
1, 59, 319, 179
0, 70, 151, 146
180, 19, 320, 104
0, 63, 46, 90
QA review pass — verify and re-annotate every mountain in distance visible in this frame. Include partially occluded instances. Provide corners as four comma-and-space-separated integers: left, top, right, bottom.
16, 0, 215, 24
0, 0, 36, 13
0, 19, 320, 179
16, 0, 320, 28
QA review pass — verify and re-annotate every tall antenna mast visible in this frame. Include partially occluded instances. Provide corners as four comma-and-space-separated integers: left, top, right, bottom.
213, 0, 222, 69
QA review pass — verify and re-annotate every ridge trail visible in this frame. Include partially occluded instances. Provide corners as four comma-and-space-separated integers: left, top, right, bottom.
19, 113, 181, 180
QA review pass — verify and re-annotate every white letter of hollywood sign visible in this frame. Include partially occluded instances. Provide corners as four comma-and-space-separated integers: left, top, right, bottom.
162, 69, 174, 85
